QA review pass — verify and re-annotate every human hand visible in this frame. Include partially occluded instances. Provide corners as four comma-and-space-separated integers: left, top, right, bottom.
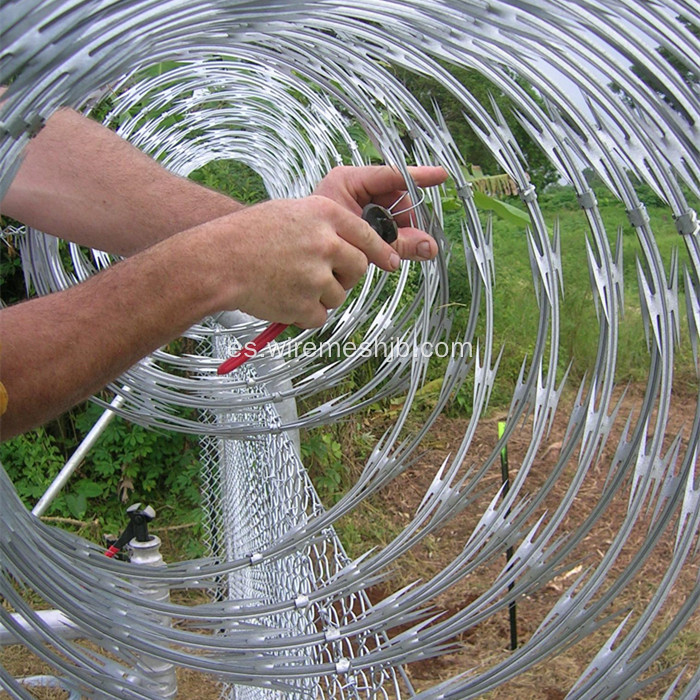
313, 165, 448, 262
195, 195, 399, 328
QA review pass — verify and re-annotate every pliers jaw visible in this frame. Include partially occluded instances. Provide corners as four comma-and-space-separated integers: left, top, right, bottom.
362, 203, 398, 244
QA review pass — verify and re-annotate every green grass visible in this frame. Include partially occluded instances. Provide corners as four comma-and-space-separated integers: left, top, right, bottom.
441, 185, 698, 415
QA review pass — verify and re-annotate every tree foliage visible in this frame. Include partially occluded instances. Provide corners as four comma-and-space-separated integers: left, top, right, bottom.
610, 14, 699, 123
390, 63, 560, 191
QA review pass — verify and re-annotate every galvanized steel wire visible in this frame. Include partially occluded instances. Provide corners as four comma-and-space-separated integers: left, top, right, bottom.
1, 1, 699, 698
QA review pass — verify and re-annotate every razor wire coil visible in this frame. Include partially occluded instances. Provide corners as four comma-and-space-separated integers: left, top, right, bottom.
1, 1, 699, 698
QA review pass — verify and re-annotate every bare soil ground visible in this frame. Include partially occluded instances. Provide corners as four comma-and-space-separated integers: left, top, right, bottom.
2, 385, 698, 698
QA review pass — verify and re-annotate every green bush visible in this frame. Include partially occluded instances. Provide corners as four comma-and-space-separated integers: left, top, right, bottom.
0, 428, 65, 504
538, 185, 580, 211
300, 430, 346, 504
189, 159, 267, 204
1, 402, 202, 534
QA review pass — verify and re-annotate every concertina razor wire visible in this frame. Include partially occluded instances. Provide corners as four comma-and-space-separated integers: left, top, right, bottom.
0, 1, 699, 698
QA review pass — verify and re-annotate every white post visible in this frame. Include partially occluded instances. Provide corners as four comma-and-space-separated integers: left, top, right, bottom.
126, 535, 178, 699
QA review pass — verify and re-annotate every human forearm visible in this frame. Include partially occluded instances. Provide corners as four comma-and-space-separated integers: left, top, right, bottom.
0, 163, 446, 438
0, 108, 243, 255
0, 224, 225, 438
0, 196, 400, 439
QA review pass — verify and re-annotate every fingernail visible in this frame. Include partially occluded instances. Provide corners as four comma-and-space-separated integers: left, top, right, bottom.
389, 253, 401, 270
417, 241, 433, 259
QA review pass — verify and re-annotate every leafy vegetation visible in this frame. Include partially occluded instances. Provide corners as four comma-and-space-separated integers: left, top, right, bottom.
390, 63, 560, 191
0, 402, 203, 535
300, 431, 346, 503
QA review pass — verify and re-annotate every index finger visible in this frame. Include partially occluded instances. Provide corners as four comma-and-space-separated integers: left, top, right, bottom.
359, 166, 448, 230
353, 165, 448, 202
